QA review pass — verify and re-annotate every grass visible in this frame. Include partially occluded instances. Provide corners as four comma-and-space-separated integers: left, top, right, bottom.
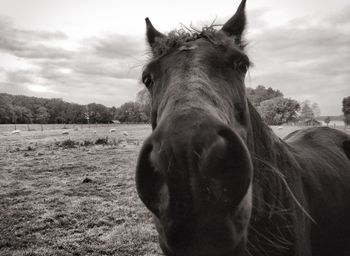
0, 124, 348, 256
0, 124, 161, 256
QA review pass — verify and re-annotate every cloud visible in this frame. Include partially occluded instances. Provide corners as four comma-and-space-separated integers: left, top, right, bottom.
6, 70, 35, 84
246, 6, 350, 115
0, 17, 72, 59
0, 15, 148, 107
70, 52, 143, 80
90, 34, 146, 59
329, 4, 350, 26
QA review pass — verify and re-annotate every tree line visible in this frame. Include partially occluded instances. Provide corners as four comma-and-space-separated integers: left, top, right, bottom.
0, 93, 149, 124
1, 90, 349, 125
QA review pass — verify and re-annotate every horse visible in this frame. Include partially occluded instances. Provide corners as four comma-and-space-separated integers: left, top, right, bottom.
135, 1, 350, 255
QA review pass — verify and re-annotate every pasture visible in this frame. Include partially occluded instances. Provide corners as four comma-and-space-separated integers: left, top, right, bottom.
0, 124, 345, 256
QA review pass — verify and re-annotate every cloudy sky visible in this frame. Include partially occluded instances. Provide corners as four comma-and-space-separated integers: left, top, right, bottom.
0, 0, 349, 115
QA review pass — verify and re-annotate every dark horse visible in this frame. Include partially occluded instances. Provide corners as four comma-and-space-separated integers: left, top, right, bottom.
136, 1, 350, 255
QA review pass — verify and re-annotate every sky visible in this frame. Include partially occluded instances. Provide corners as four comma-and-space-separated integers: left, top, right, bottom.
0, 0, 349, 115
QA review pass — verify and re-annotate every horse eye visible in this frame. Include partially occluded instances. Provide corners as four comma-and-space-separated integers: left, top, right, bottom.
236, 60, 248, 74
143, 75, 154, 89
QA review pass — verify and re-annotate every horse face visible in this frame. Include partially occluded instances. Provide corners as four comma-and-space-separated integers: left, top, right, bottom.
136, 1, 253, 255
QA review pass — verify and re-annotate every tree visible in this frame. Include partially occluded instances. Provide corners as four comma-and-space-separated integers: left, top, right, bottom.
246, 85, 283, 107
136, 88, 151, 122
257, 97, 300, 125
87, 103, 113, 123
46, 98, 66, 123
114, 102, 147, 123
0, 94, 13, 123
136, 88, 151, 106
311, 102, 321, 117
324, 116, 331, 126
12, 106, 33, 124
300, 100, 314, 120
110, 106, 118, 120
35, 106, 50, 124
342, 96, 350, 125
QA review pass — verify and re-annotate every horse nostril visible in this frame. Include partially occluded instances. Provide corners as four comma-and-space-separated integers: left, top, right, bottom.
200, 126, 253, 208
136, 138, 163, 217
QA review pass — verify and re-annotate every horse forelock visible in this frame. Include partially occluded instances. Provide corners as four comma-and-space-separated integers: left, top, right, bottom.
148, 24, 248, 58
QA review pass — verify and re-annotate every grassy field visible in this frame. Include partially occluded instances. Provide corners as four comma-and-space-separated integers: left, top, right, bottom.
0, 124, 162, 256
0, 124, 347, 256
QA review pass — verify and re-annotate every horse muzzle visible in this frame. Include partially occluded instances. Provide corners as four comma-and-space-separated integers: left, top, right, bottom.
136, 113, 253, 255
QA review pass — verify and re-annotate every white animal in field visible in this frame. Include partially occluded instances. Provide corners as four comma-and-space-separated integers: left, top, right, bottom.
62, 130, 69, 135
278, 126, 283, 130
11, 130, 20, 134
122, 131, 129, 136
110, 128, 116, 133
93, 130, 97, 134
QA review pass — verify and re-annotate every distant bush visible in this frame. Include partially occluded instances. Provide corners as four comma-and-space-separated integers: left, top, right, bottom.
61, 139, 78, 148
52, 137, 126, 149
94, 137, 109, 145
110, 137, 122, 146
81, 140, 93, 147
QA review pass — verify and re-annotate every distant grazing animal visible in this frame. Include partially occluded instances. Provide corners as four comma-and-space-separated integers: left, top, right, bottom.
122, 131, 129, 136
11, 130, 20, 135
93, 130, 97, 134
135, 1, 350, 255
62, 130, 69, 135
110, 128, 116, 133
278, 126, 283, 130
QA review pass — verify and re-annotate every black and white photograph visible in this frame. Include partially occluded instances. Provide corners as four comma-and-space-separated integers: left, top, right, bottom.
1, 0, 350, 255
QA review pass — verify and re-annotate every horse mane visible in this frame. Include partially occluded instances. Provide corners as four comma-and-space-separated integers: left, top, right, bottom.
246, 101, 313, 255
150, 24, 247, 57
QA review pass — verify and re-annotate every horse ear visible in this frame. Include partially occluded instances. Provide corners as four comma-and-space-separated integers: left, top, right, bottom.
221, 0, 246, 44
145, 18, 165, 48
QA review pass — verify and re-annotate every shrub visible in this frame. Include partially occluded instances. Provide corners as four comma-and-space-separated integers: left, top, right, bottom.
94, 137, 109, 145
61, 139, 78, 148
81, 140, 93, 147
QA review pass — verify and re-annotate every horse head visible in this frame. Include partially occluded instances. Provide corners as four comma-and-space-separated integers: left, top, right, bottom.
136, 1, 254, 255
